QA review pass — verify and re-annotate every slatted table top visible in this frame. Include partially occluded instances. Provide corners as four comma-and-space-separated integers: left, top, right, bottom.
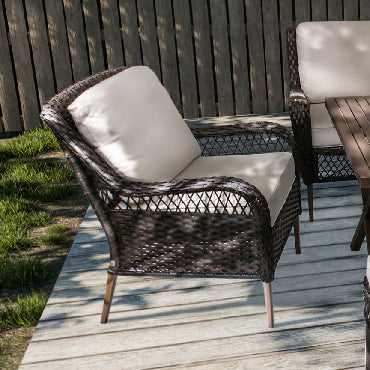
326, 96, 370, 189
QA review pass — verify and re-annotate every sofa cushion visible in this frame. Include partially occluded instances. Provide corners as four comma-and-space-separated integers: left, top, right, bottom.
311, 127, 342, 148
310, 103, 342, 147
310, 103, 334, 129
296, 21, 370, 103
68, 66, 201, 182
175, 152, 295, 226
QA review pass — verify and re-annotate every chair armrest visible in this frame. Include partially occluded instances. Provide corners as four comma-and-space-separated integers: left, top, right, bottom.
288, 88, 315, 184
288, 88, 312, 144
59, 125, 272, 225
106, 175, 273, 227
289, 88, 309, 106
190, 121, 297, 158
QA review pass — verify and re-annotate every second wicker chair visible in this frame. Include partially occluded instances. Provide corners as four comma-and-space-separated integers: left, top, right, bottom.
286, 22, 362, 221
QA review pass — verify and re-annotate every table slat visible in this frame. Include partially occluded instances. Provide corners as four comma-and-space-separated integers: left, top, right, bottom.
326, 97, 370, 187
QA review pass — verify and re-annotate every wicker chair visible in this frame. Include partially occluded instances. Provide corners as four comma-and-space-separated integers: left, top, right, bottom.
286, 22, 364, 221
41, 66, 302, 328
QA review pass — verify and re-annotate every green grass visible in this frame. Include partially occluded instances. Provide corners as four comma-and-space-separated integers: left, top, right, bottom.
0, 257, 52, 289
0, 293, 48, 331
0, 160, 75, 201
0, 126, 87, 367
0, 126, 83, 336
0, 126, 60, 159
0, 224, 30, 258
41, 225, 70, 246
0, 128, 77, 257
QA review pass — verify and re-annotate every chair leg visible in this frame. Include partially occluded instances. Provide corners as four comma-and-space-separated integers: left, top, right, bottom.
294, 216, 301, 254
307, 184, 314, 222
101, 273, 117, 324
263, 282, 274, 328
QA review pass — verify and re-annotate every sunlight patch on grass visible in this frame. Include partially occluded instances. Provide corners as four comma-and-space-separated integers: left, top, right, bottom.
41, 225, 70, 246
0, 293, 48, 330
0, 137, 76, 256
0, 127, 60, 159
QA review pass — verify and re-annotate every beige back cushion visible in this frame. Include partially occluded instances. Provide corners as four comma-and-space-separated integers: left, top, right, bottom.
296, 21, 370, 103
68, 66, 201, 182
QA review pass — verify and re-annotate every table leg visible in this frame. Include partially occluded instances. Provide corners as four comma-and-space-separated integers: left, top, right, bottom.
363, 189, 370, 255
350, 190, 370, 252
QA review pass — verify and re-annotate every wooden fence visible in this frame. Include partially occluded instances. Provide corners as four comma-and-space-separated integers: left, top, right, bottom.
1, 0, 370, 133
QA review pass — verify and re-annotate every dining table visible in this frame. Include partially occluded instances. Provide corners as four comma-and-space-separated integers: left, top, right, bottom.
325, 96, 370, 253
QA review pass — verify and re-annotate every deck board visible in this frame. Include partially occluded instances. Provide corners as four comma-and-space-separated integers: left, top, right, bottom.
20, 115, 368, 369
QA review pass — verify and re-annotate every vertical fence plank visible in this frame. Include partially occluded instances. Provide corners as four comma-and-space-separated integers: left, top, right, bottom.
191, 0, 216, 117
311, 0, 327, 21
100, 0, 124, 69
360, 0, 370, 19
64, 0, 90, 81
155, 0, 181, 111
328, 0, 343, 20
137, 0, 161, 79
173, 0, 198, 118
25, 0, 55, 106
228, 0, 250, 114
294, 0, 310, 25
210, 0, 233, 116
262, 0, 283, 112
120, 0, 142, 67
5, 0, 40, 130
245, 0, 267, 113
44, 1, 73, 92
82, 0, 105, 73
5, 0, 370, 134
343, 0, 359, 20
279, 0, 293, 108
0, 0, 21, 131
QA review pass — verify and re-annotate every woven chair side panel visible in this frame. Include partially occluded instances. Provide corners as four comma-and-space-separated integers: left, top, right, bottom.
80, 156, 273, 274
115, 190, 254, 215
192, 122, 297, 158
364, 276, 370, 329
104, 178, 300, 283
314, 148, 355, 182
271, 178, 301, 268
288, 100, 315, 185
107, 210, 274, 281
287, 28, 301, 91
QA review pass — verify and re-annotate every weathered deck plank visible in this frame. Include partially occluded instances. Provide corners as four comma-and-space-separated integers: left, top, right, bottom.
20, 114, 367, 369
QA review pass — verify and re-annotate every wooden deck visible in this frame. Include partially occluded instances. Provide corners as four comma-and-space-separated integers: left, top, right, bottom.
20, 115, 367, 369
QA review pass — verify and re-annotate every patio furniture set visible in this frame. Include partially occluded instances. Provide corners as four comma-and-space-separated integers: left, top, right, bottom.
40, 19, 370, 360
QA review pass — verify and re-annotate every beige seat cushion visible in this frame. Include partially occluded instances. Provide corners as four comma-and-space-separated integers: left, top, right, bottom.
296, 21, 370, 103
310, 103, 342, 147
175, 152, 295, 226
68, 66, 201, 182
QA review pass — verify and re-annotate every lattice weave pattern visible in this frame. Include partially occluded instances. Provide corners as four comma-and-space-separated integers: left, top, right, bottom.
364, 276, 370, 329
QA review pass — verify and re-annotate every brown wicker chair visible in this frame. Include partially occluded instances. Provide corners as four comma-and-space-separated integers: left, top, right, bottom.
41, 66, 302, 328
287, 24, 357, 221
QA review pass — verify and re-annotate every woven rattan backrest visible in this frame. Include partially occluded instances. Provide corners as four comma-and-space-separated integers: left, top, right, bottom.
40, 67, 127, 188
286, 28, 301, 91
